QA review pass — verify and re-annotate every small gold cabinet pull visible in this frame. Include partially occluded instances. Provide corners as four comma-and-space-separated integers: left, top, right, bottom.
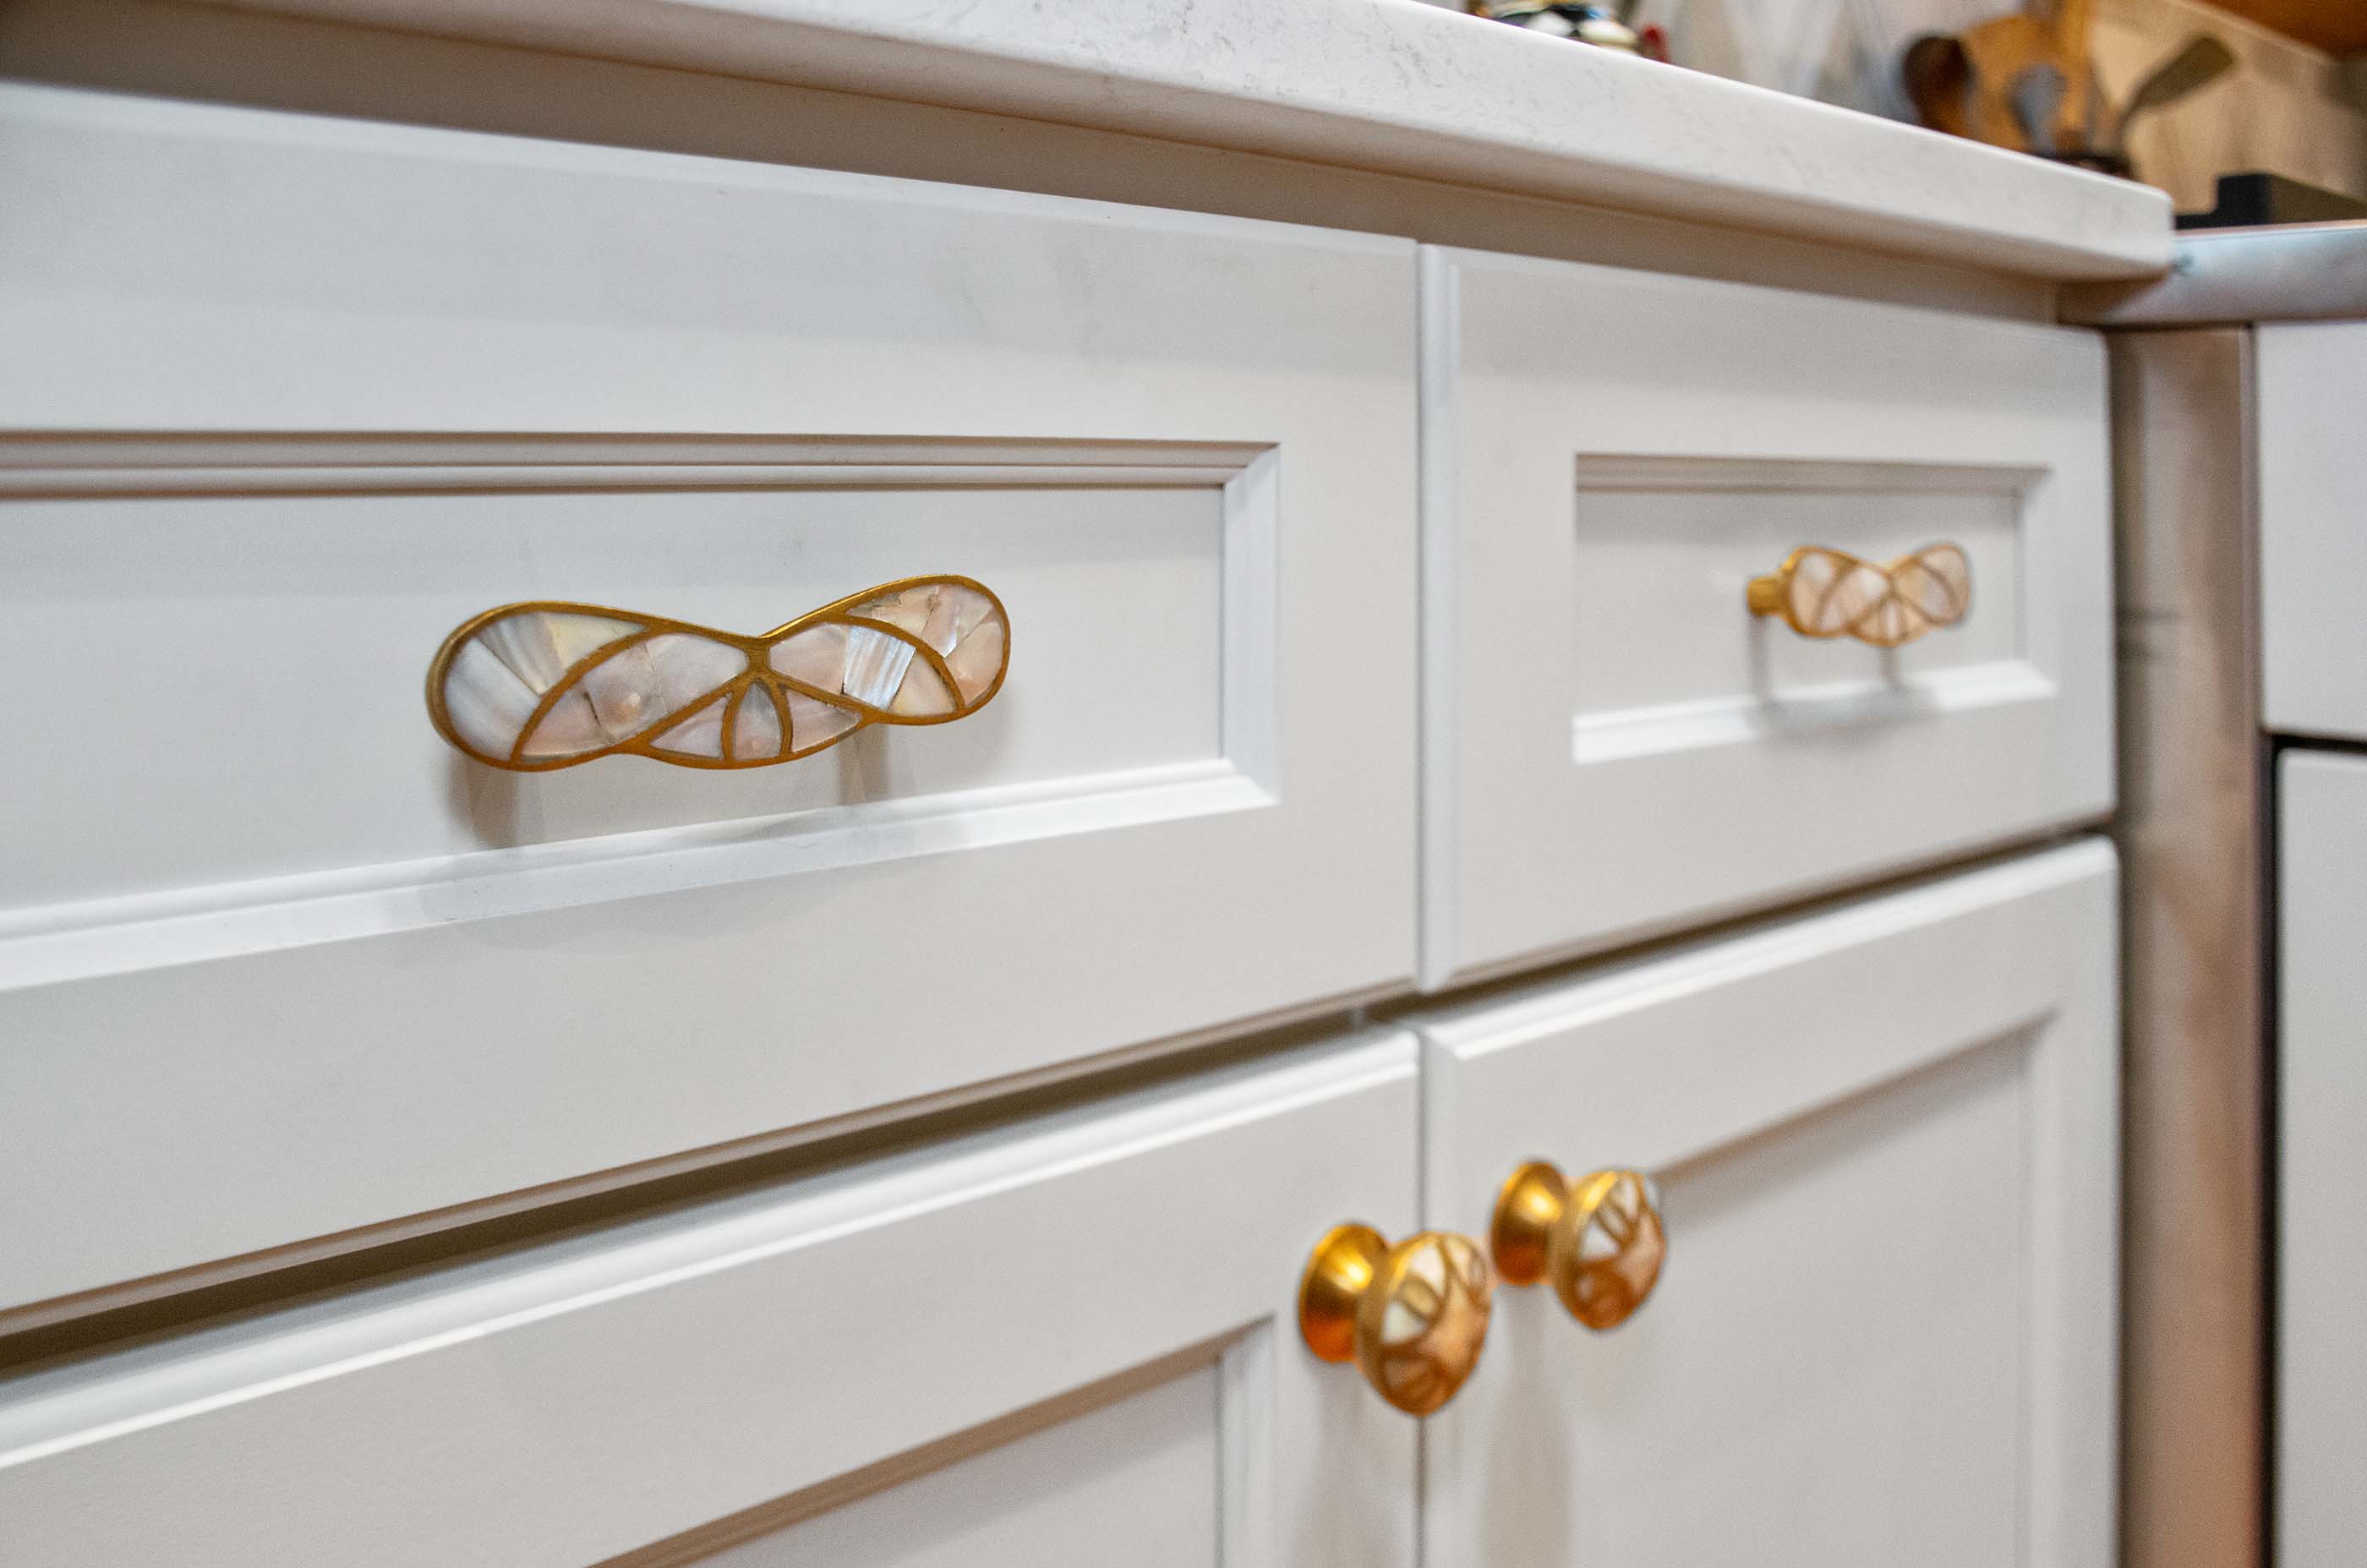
1298, 1223, 1495, 1416
427, 575, 1009, 771
1747, 542, 1971, 648
1490, 1163, 1665, 1331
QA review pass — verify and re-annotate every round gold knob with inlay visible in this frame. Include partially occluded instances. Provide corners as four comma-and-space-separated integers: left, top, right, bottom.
1490, 1163, 1665, 1330
1298, 1223, 1495, 1416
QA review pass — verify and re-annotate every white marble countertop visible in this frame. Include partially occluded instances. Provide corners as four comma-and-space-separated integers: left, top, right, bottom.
217, 0, 2173, 281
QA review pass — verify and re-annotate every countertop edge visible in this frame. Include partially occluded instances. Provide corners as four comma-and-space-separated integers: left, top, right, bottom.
202, 0, 2174, 282
2063, 222, 2367, 326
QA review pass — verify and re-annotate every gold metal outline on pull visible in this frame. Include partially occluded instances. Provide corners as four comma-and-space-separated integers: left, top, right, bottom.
1746, 540, 1971, 648
425, 574, 1009, 772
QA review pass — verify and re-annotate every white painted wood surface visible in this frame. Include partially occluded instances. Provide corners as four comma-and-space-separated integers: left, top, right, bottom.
0, 82, 1418, 1316
2259, 321, 2367, 741
0, 0, 2058, 328
690, 1370, 1223, 1567
202, 0, 2173, 278
1416, 840, 2118, 1567
0, 1035, 1423, 1568
1421, 245, 2114, 984
2277, 751, 2367, 1567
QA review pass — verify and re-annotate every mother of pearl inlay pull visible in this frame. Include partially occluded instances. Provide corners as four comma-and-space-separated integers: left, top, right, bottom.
427, 576, 1009, 770
1745, 541, 1971, 648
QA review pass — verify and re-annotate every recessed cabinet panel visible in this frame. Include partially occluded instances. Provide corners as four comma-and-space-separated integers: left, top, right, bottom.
1422, 247, 2113, 984
2277, 751, 2367, 1564
2, 477, 1228, 909
2260, 321, 2367, 740
0, 1035, 1424, 1568
0, 83, 1418, 1317
689, 1369, 1222, 1568
1414, 841, 2118, 1568
1568, 463, 2025, 725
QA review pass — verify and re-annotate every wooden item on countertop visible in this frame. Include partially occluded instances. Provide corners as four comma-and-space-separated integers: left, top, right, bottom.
1899, 0, 2101, 160
2112, 36, 2237, 156
1903, 0, 2233, 178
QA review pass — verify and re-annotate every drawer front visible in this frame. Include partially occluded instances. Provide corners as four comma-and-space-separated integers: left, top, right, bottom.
2277, 751, 2367, 1564
1415, 842, 2118, 1567
0, 1035, 1423, 1568
2260, 321, 2367, 740
1421, 247, 2113, 984
0, 85, 1416, 1314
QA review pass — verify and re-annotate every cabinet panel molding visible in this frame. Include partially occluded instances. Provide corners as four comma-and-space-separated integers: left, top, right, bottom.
0, 80, 1419, 1319
1415, 841, 2119, 1568
0, 1035, 1424, 1568
1420, 244, 2115, 986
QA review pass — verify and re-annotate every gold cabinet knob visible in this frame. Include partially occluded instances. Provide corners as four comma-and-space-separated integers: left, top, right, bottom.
1490, 1163, 1665, 1330
1298, 1223, 1495, 1416
1746, 541, 1970, 648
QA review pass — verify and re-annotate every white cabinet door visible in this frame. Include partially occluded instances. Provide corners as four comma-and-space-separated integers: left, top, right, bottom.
2277, 751, 2367, 1565
1421, 245, 2113, 985
1415, 842, 2118, 1567
0, 1035, 1424, 1568
0, 83, 1416, 1317
2260, 321, 2367, 740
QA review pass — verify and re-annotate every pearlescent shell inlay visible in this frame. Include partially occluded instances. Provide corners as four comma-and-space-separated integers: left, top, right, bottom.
1767, 541, 1971, 648
1551, 1168, 1666, 1331
1359, 1232, 1494, 1418
427, 576, 1009, 770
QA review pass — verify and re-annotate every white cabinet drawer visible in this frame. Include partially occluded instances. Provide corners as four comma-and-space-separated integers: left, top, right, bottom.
0, 85, 1416, 1316
0, 1034, 1424, 1567
1414, 841, 2118, 1566
1421, 247, 2113, 984
2277, 751, 2367, 1564
2260, 321, 2367, 740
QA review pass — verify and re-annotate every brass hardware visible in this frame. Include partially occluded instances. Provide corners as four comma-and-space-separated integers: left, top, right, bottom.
1490, 1163, 1665, 1330
1746, 541, 1971, 648
1298, 1223, 1495, 1416
426, 575, 1008, 771
1743, 573, 1791, 618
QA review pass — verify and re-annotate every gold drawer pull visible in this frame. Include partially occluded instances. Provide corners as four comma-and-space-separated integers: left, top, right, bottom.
1490, 1163, 1665, 1330
428, 576, 1008, 771
1746, 542, 1971, 648
1299, 1223, 1495, 1416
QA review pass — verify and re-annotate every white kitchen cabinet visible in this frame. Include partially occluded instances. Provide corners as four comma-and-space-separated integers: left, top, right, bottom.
0, 1034, 1425, 1568
0, 83, 1417, 1317
2259, 321, 2367, 740
1415, 840, 2118, 1567
0, 3, 2139, 1557
1420, 245, 2114, 985
2277, 751, 2367, 1565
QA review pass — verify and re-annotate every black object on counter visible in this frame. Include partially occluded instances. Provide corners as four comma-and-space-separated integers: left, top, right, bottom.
2178, 172, 2367, 230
